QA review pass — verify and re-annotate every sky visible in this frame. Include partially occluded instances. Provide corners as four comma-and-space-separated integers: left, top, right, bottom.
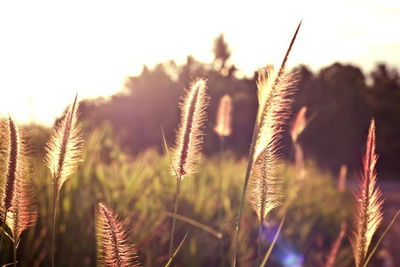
0, 0, 399, 125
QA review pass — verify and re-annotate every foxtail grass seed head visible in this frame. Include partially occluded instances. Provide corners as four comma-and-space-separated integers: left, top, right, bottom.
2, 116, 20, 212
289, 106, 307, 143
96, 203, 139, 267
350, 119, 383, 267
248, 66, 297, 222
214, 94, 233, 137
45, 95, 83, 194
249, 147, 283, 222
173, 78, 209, 178
254, 66, 297, 163
2, 116, 38, 244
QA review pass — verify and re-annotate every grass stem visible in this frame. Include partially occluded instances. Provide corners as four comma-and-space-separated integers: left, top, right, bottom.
169, 175, 182, 259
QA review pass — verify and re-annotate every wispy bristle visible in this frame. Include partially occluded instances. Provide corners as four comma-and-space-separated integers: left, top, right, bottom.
325, 221, 347, 267
249, 146, 283, 222
350, 119, 383, 267
2, 117, 38, 244
173, 79, 209, 178
254, 66, 297, 161
214, 94, 233, 137
95, 203, 139, 267
249, 66, 297, 221
289, 106, 307, 143
45, 95, 83, 194
3, 116, 20, 212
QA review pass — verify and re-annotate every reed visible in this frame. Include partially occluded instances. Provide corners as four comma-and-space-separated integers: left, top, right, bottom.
350, 119, 383, 267
95, 202, 139, 267
169, 78, 209, 258
44, 95, 83, 267
231, 21, 301, 267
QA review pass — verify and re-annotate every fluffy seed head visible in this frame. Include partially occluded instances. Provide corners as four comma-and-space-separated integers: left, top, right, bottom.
2, 116, 20, 212
350, 119, 383, 267
96, 203, 139, 267
45, 95, 83, 194
1, 117, 38, 244
214, 94, 233, 137
249, 66, 297, 222
173, 78, 209, 178
254, 66, 297, 162
289, 106, 307, 143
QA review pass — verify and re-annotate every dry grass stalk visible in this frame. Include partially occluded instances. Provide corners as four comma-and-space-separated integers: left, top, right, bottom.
1, 116, 37, 265
350, 119, 383, 267
249, 66, 297, 222
44, 95, 83, 267
325, 221, 347, 267
231, 21, 302, 267
169, 78, 209, 258
214, 94, 233, 137
96, 203, 139, 267
45, 94, 83, 196
172, 78, 209, 178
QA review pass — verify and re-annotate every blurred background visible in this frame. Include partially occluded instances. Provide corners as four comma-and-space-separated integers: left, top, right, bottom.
0, 1, 399, 266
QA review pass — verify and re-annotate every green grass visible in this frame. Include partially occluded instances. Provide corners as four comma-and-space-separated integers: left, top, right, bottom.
0, 124, 353, 266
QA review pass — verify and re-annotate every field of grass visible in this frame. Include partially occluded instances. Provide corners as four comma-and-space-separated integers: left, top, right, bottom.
0, 124, 356, 266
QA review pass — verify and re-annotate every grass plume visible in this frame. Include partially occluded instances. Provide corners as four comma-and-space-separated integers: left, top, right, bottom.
44, 95, 83, 267
214, 94, 233, 138
96, 202, 139, 267
350, 119, 383, 267
231, 21, 301, 267
169, 78, 209, 258
172, 78, 209, 178
1, 116, 37, 266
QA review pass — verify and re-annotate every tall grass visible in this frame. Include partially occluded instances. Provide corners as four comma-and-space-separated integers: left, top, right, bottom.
350, 119, 383, 267
169, 78, 209, 259
1, 24, 399, 267
0, 116, 37, 267
44, 95, 83, 267
231, 21, 302, 267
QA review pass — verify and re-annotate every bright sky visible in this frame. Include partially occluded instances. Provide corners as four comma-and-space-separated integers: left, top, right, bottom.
0, 0, 399, 125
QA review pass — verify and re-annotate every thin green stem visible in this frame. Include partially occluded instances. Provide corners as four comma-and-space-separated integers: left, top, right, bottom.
362, 209, 400, 267
165, 231, 189, 267
13, 238, 17, 267
218, 136, 225, 267
260, 215, 285, 267
231, 121, 259, 267
256, 222, 262, 267
51, 183, 58, 267
168, 176, 182, 259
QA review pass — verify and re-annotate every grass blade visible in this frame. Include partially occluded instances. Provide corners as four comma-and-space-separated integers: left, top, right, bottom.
165, 231, 189, 267
164, 212, 222, 239
260, 215, 285, 267
362, 209, 400, 267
